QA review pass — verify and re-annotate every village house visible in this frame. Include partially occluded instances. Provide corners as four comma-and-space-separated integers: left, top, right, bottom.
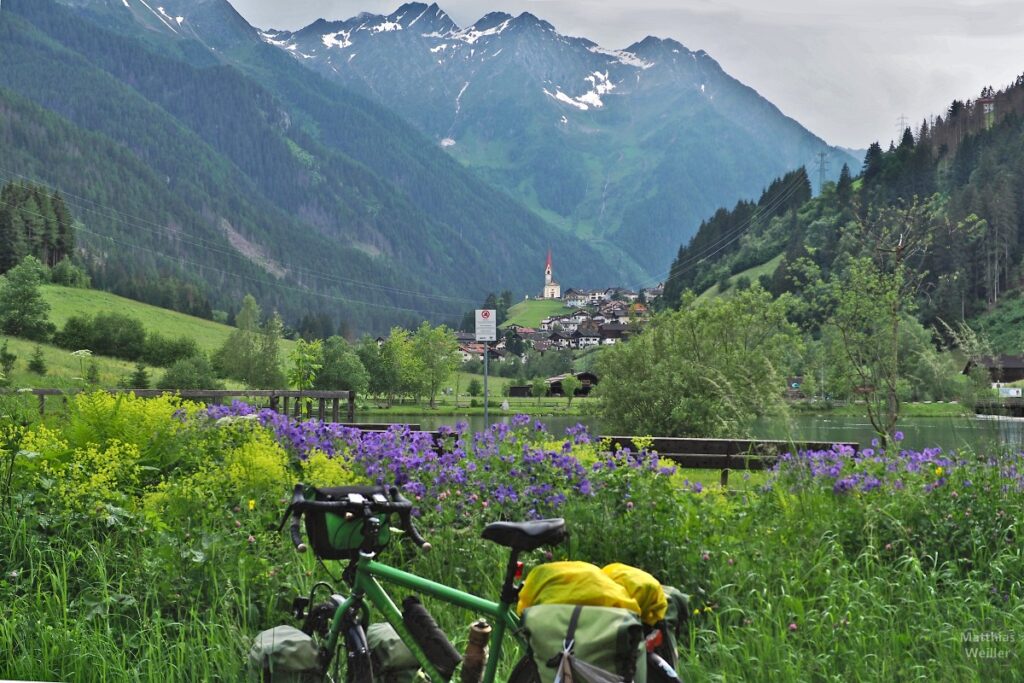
599, 322, 630, 344
547, 371, 600, 396
963, 355, 1024, 384
459, 343, 504, 362
563, 289, 588, 307
572, 327, 602, 349
548, 331, 571, 349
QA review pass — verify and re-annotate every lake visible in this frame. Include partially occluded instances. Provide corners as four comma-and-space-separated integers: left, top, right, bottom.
364, 412, 1024, 452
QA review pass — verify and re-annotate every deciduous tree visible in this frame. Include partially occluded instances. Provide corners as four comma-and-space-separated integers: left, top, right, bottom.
596, 286, 799, 437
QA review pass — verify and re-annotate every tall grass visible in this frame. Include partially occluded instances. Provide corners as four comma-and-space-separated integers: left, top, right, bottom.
3, 395, 1024, 681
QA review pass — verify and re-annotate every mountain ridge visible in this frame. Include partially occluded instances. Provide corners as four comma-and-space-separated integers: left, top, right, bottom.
257, 1, 860, 277
3, 0, 620, 333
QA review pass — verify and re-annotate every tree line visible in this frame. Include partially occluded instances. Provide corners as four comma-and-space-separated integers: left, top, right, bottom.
603, 80, 1024, 440
0, 182, 76, 273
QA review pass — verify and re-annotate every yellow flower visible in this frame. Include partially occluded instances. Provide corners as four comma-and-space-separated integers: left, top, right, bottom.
704, 606, 713, 613
934, 467, 944, 476
693, 609, 700, 617
248, 499, 256, 511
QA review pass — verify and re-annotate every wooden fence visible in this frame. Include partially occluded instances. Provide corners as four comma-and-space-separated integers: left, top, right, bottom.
5, 388, 356, 422
349, 427, 856, 486
5, 391, 855, 485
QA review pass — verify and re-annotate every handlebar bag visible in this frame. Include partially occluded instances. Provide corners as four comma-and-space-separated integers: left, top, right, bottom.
521, 604, 646, 683
304, 485, 393, 560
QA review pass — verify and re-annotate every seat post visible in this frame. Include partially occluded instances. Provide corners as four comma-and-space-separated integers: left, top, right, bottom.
499, 549, 521, 606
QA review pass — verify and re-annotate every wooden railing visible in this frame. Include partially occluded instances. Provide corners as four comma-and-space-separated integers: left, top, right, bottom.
5, 388, 355, 422
5, 392, 855, 485
349, 427, 857, 487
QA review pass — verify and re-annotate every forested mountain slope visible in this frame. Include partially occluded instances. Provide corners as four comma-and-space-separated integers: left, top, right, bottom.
0, 0, 616, 333
663, 75, 1024, 348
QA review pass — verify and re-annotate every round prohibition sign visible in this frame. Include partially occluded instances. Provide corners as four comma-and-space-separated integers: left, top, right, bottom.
480, 310, 491, 319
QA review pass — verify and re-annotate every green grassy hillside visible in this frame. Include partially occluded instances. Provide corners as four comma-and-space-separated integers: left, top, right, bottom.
41, 285, 233, 354
2, 336, 136, 389
502, 299, 573, 328
697, 253, 784, 301
40, 285, 296, 356
0, 286, 298, 389
972, 292, 1024, 353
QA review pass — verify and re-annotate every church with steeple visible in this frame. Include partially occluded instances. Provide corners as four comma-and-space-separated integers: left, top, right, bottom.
542, 249, 561, 299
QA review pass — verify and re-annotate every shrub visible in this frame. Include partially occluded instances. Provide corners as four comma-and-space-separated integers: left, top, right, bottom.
53, 315, 93, 350
123, 362, 150, 390
0, 340, 16, 380
55, 312, 149, 362
49, 257, 90, 288
142, 333, 199, 367
467, 378, 482, 396
27, 345, 46, 375
90, 312, 146, 360
86, 360, 100, 385
158, 355, 223, 391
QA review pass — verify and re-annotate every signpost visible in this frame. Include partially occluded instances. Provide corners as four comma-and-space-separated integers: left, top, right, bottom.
475, 309, 496, 427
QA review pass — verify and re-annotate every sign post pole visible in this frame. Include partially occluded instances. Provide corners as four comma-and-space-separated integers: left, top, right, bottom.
475, 309, 497, 430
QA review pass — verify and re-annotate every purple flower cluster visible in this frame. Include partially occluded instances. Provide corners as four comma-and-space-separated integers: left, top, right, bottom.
206, 404, 645, 520
207, 401, 353, 457
774, 441, 983, 495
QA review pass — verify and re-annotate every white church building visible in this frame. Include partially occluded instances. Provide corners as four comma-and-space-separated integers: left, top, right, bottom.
542, 249, 561, 299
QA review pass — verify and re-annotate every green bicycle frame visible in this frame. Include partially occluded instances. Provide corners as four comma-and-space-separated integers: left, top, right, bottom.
324, 552, 525, 683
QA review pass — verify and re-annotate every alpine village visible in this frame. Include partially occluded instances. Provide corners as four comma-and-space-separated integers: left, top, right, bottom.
2, 1, 1024, 681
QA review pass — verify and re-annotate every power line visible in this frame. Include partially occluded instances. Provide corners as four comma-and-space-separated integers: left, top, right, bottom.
0, 195, 464, 320
0, 168, 481, 307
628, 168, 812, 292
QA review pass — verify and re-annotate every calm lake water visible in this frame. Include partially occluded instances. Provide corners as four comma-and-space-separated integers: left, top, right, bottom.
367, 412, 1024, 452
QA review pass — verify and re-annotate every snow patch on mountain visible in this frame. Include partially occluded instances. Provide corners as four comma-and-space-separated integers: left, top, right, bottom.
587, 46, 653, 70
426, 16, 510, 44
440, 138, 456, 147
137, 0, 177, 33
578, 71, 614, 108
366, 21, 403, 33
544, 88, 589, 111
322, 30, 352, 49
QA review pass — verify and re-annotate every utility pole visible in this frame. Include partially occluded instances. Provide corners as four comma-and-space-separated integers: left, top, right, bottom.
895, 114, 909, 143
816, 151, 830, 191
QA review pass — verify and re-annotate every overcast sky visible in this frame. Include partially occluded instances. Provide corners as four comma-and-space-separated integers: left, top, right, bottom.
230, 0, 1024, 150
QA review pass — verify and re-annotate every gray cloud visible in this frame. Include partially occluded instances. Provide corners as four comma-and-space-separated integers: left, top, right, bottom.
230, 0, 1024, 149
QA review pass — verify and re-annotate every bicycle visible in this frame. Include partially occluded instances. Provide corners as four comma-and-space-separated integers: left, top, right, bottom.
280, 482, 565, 683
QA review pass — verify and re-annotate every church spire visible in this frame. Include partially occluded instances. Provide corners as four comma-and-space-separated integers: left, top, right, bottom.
546, 249, 552, 271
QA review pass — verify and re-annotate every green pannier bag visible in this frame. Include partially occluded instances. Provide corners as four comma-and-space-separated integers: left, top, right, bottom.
521, 604, 646, 683
366, 623, 424, 683
247, 625, 321, 682
656, 586, 690, 668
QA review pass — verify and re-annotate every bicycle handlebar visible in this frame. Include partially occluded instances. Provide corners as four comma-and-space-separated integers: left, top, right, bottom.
391, 490, 431, 553
283, 483, 430, 553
